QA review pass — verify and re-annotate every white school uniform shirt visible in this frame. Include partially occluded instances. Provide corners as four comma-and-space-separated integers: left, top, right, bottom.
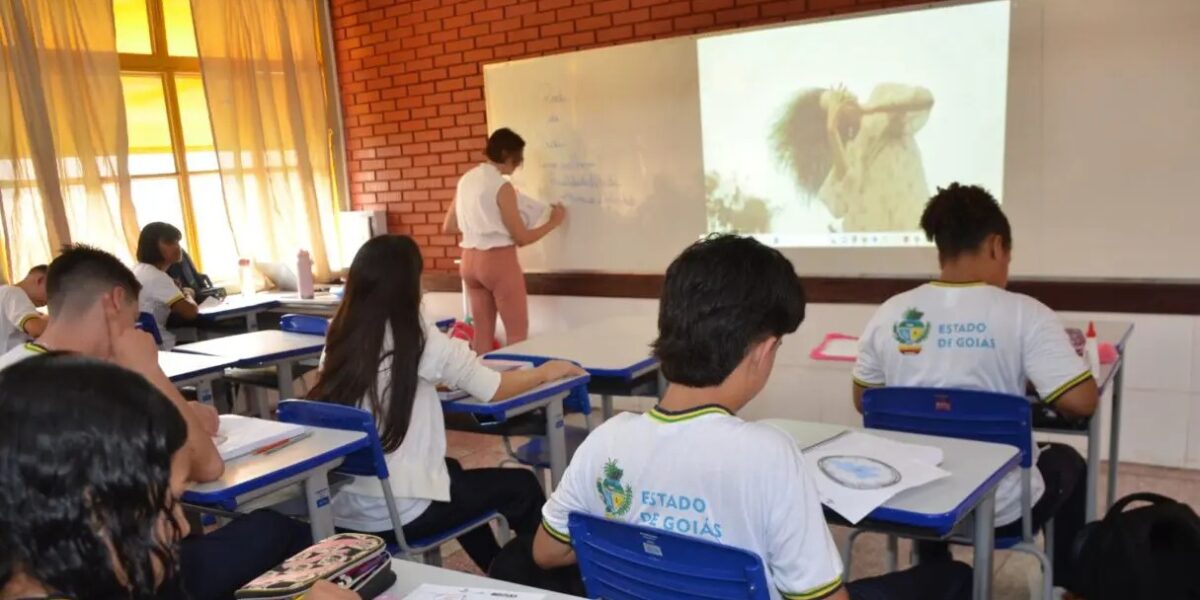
853, 281, 1093, 526
455, 162, 515, 250
327, 321, 502, 533
0, 285, 41, 353
133, 263, 188, 349
0, 340, 47, 371
542, 406, 845, 600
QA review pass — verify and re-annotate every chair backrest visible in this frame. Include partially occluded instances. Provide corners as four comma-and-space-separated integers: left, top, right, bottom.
486, 353, 591, 415
567, 512, 772, 600
862, 387, 1034, 468
280, 313, 330, 336
136, 312, 163, 345
277, 400, 387, 478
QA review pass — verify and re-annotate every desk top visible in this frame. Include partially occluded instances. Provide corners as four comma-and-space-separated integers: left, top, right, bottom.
174, 330, 325, 365
198, 296, 281, 320
762, 418, 1019, 534
158, 351, 237, 382
185, 425, 367, 506
442, 373, 591, 419
489, 315, 658, 379
386, 558, 584, 598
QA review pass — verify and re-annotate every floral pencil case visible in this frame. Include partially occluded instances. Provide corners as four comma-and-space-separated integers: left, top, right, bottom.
236, 533, 395, 599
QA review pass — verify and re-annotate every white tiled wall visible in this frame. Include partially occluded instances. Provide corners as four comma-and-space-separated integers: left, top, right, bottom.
423, 292, 1200, 470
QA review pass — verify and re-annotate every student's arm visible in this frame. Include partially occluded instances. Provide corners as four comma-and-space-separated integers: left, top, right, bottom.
3, 289, 43, 340
425, 327, 584, 402
1023, 301, 1099, 420
532, 435, 596, 569
21, 314, 47, 338
441, 199, 461, 235
851, 314, 886, 414
497, 183, 564, 247
532, 525, 576, 569
493, 360, 585, 401
169, 294, 200, 321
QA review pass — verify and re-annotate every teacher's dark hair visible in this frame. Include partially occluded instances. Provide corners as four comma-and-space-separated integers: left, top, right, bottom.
0, 353, 188, 600
485, 128, 525, 164
310, 235, 425, 453
653, 234, 806, 387
920, 183, 1012, 262
136, 221, 183, 265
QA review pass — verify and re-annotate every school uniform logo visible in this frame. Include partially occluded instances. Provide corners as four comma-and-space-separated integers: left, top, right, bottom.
893, 308, 931, 354
597, 459, 633, 518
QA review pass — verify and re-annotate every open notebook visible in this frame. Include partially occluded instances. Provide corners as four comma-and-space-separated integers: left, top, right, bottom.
437, 359, 527, 402
214, 415, 310, 461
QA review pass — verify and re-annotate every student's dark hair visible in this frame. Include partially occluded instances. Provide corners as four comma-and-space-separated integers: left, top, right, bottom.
919, 183, 1012, 262
46, 244, 142, 316
27, 264, 47, 277
136, 221, 183, 265
0, 353, 187, 600
772, 88, 859, 198
653, 234, 806, 387
485, 127, 525, 164
309, 235, 425, 453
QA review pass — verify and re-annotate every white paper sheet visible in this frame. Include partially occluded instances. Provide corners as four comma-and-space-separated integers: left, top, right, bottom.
198, 296, 223, 310
213, 415, 308, 461
803, 431, 949, 524
400, 584, 545, 600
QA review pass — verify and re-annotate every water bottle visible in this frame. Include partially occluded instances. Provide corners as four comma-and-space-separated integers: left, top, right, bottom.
239, 258, 255, 300
296, 250, 314, 300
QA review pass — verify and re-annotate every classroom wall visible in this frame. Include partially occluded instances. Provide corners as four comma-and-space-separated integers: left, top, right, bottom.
330, 0, 947, 271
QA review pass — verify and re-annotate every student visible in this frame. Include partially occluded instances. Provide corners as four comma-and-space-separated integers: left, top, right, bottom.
0, 355, 356, 600
442, 128, 567, 353
0, 265, 48, 352
0, 245, 309, 600
852, 183, 1096, 587
133, 221, 199, 349
309, 234, 584, 573
533, 235, 971, 600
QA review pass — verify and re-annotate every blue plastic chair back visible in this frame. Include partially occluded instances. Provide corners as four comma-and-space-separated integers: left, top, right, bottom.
136, 312, 163, 345
277, 400, 388, 478
862, 387, 1034, 468
568, 512, 771, 600
280, 313, 329, 336
486, 353, 591, 416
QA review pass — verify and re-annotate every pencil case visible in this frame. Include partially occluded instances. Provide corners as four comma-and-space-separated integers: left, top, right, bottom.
235, 533, 395, 599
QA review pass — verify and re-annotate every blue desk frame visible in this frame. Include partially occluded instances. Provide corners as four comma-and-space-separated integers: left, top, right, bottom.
487, 352, 659, 419
175, 330, 326, 416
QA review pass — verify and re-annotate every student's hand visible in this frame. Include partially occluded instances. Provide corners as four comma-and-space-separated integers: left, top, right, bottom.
538, 360, 585, 383
305, 581, 359, 600
103, 295, 161, 377
548, 203, 567, 228
189, 401, 220, 436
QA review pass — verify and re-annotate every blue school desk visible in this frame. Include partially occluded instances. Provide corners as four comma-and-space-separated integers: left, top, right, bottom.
158, 350, 238, 406
487, 315, 662, 419
441, 372, 591, 488
174, 330, 326, 413
764, 418, 1019, 600
385, 558, 584, 598
184, 423, 368, 542
197, 296, 282, 332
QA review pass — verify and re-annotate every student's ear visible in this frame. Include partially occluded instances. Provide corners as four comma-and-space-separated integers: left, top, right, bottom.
749, 336, 779, 368
988, 234, 1004, 260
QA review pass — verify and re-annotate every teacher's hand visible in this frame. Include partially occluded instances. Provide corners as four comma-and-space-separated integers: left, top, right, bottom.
549, 204, 567, 227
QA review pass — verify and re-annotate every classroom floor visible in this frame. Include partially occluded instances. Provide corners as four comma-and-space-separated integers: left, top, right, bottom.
438, 428, 1200, 599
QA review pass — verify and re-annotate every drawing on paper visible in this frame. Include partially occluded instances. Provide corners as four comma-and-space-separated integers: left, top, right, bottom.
818, 455, 902, 490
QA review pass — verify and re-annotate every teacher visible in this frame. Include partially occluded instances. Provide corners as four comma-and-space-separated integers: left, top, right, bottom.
443, 128, 566, 354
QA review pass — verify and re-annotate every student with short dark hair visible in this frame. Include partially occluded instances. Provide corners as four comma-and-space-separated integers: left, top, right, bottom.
134, 221, 199, 348
533, 234, 971, 600
852, 183, 1096, 587
441, 127, 567, 353
0, 265, 48, 352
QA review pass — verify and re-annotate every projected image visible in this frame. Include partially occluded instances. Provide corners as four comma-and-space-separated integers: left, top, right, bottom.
698, 1, 1010, 247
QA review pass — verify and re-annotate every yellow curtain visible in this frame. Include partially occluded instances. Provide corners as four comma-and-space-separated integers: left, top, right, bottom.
0, 0, 138, 280
190, 0, 341, 279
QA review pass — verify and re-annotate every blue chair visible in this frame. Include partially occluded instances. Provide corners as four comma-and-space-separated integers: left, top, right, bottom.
859, 387, 1054, 600
136, 312, 164, 345
277, 399, 510, 565
567, 512, 773, 600
280, 313, 329, 336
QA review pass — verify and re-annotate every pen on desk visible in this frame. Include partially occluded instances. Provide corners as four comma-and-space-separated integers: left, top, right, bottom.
254, 431, 312, 456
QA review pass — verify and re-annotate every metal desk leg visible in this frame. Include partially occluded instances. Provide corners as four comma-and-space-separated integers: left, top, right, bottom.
601, 395, 614, 420
546, 396, 567, 489
1085, 393, 1105, 521
303, 470, 335, 541
972, 492, 996, 600
1106, 361, 1126, 511
277, 361, 295, 401
245, 313, 259, 332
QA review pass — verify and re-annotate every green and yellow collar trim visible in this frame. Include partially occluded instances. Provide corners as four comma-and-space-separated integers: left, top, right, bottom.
23, 342, 49, 354
930, 280, 987, 288
647, 404, 733, 424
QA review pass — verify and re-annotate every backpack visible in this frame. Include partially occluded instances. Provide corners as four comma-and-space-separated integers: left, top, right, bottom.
1071, 492, 1200, 599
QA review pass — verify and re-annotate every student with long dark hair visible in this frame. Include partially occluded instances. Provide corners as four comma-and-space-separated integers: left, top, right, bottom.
310, 234, 583, 573
853, 183, 1096, 588
0, 355, 355, 600
133, 222, 199, 348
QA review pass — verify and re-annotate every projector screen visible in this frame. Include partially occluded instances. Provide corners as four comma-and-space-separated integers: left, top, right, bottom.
697, 1, 1010, 248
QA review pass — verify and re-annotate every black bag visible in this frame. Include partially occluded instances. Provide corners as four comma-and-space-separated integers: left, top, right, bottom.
1071, 492, 1200, 599
167, 249, 225, 304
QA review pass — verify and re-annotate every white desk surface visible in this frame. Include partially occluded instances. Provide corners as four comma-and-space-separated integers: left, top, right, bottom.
497, 314, 657, 372
188, 426, 366, 496
261, 290, 342, 307
174, 330, 325, 362
386, 558, 584, 598
198, 295, 281, 317
158, 351, 237, 381
762, 419, 1018, 517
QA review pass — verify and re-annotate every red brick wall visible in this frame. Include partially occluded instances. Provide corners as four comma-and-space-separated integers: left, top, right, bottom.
331, 0, 947, 271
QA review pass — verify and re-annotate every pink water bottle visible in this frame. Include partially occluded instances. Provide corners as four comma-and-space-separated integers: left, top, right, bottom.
296, 250, 314, 300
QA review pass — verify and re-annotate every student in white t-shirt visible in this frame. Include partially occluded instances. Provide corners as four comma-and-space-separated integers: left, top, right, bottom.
132, 222, 199, 349
527, 235, 971, 600
853, 183, 1097, 588
0, 265, 48, 352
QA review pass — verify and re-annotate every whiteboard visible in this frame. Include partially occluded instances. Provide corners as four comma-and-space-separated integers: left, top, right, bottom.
483, 0, 1200, 280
